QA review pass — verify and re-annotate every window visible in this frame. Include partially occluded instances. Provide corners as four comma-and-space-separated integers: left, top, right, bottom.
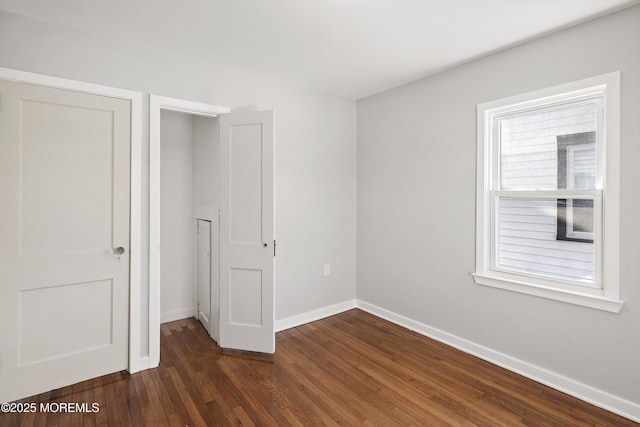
474, 73, 622, 312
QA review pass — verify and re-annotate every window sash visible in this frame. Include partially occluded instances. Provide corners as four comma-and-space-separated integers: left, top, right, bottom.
488, 96, 604, 290
490, 190, 603, 290
491, 95, 604, 193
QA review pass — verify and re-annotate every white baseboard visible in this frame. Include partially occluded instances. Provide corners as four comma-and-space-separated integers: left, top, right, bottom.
161, 307, 195, 324
275, 299, 357, 332
356, 300, 640, 423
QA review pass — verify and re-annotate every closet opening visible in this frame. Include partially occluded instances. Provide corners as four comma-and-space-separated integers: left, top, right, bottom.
149, 95, 275, 367
159, 110, 220, 343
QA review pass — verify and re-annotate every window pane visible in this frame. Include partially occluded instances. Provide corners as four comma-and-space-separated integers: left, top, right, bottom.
499, 102, 597, 191
498, 197, 595, 284
567, 144, 596, 189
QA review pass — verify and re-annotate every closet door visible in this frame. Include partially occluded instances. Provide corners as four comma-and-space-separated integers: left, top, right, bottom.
219, 111, 274, 353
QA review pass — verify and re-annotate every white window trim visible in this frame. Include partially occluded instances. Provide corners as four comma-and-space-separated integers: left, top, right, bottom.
474, 72, 622, 313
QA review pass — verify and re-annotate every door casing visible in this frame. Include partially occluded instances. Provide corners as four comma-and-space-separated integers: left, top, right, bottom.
149, 95, 230, 367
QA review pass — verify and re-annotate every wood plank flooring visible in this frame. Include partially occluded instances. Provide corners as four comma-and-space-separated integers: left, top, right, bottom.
1, 309, 636, 426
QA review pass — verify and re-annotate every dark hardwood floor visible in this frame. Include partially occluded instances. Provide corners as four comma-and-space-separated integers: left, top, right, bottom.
1, 309, 636, 426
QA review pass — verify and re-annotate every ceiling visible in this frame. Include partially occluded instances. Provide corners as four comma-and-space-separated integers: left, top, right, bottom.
1, 0, 637, 99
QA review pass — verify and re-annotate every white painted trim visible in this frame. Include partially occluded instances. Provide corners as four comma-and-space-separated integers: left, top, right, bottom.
472, 273, 623, 312
0, 67, 145, 376
161, 308, 196, 324
152, 95, 229, 118
128, 86, 144, 374
0, 67, 139, 100
357, 299, 640, 423
275, 299, 357, 332
149, 94, 230, 368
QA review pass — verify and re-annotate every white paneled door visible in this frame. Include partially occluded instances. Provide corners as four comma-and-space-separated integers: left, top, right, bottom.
0, 80, 131, 402
219, 111, 274, 353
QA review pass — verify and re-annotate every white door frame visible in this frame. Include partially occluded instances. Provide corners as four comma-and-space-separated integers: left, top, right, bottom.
149, 95, 230, 367
0, 67, 145, 373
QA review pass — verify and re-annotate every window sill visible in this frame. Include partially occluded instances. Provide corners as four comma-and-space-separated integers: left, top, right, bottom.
472, 273, 623, 313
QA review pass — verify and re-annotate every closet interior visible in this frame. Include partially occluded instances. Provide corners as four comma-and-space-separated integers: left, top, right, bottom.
160, 110, 220, 343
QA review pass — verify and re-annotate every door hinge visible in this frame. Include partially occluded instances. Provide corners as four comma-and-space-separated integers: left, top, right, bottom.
273, 240, 276, 257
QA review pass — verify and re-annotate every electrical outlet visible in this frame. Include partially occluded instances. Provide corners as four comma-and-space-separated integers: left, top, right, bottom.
323, 264, 331, 276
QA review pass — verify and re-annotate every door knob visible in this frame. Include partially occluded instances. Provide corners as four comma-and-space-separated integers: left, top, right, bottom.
114, 247, 126, 255
263, 243, 268, 247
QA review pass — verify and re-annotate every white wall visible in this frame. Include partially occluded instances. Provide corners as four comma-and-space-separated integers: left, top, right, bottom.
0, 10, 357, 354
357, 4, 640, 410
193, 116, 219, 219
160, 110, 196, 323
